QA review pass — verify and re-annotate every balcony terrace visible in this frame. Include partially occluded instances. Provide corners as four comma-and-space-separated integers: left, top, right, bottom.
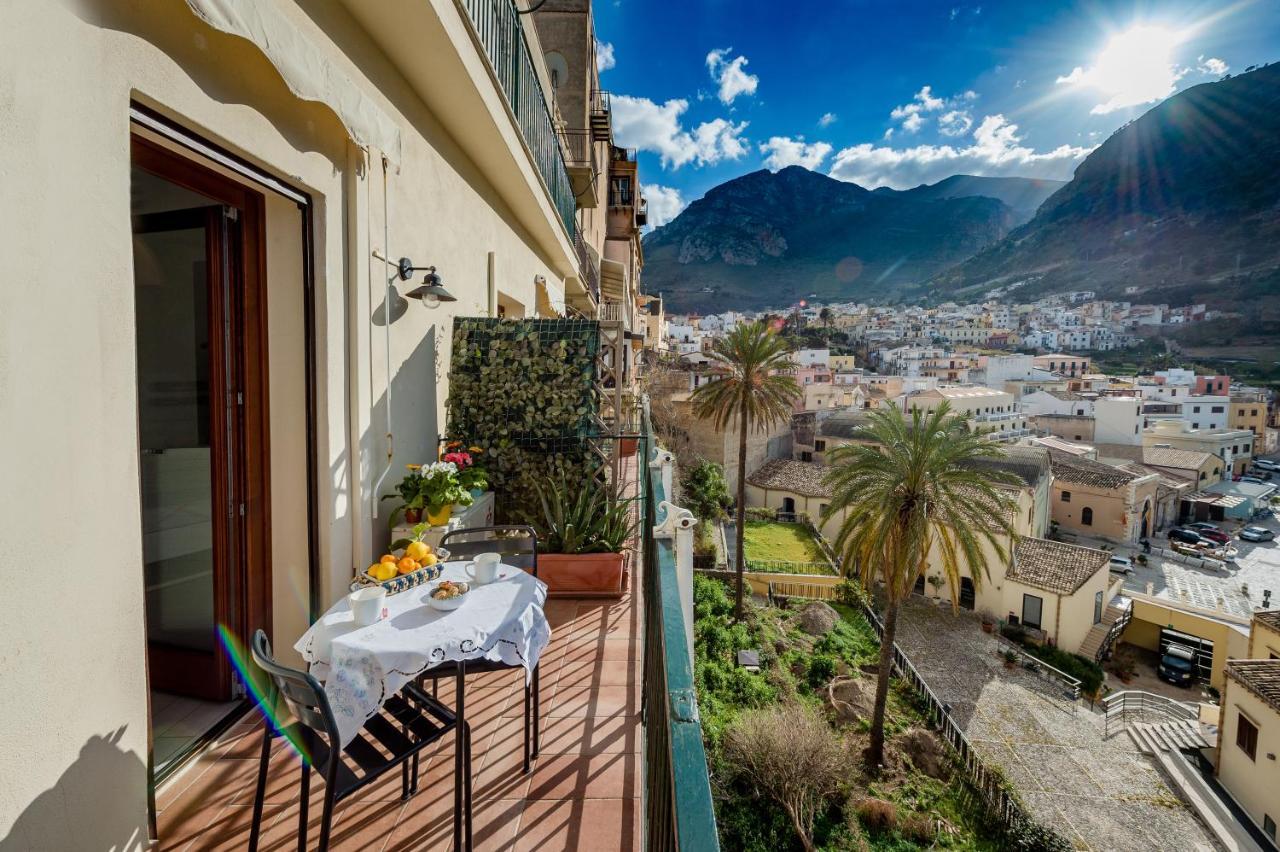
153, 425, 718, 851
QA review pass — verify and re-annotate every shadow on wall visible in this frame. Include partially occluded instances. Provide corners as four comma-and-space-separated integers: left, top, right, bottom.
362, 323, 442, 558
0, 727, 149, 852
69, 0, 349, 169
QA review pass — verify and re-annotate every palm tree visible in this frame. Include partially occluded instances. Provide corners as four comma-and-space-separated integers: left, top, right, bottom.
821, 402, 1018, 767
690, 321, 802, 619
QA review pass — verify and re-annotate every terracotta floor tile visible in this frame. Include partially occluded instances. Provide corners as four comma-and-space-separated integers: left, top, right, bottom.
556, 638, 638, 664
553, 659, 637, 690
548, 686, 638, 718
160, 756, 261, 816
469, 797, 525, 852
382, 785, 464, 852
514, 798, 641, 852
538, 715, 641, 756
525, 753, 638, 801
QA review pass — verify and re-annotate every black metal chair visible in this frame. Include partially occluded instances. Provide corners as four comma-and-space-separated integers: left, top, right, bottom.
422, 525, 541, 772
247, 630, 471, 852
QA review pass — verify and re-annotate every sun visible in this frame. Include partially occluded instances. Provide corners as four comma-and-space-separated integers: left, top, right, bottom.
1059, 24, 1186, 114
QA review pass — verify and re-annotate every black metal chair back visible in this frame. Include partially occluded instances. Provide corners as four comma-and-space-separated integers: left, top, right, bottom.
250, 630, 337, 761
440, 524, 538, 576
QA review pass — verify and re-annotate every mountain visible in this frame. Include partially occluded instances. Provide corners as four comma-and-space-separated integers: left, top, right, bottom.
931, 63, 1280, 314
875, 175, 1066, 224
643, 166, 1030, 312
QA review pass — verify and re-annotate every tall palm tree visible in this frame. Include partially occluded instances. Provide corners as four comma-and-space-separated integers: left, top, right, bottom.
690, 321, 802, 619
821, 401, 1018, 767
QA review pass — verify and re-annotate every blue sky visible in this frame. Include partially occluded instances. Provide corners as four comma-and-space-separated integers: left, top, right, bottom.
590, 0, 1280, 227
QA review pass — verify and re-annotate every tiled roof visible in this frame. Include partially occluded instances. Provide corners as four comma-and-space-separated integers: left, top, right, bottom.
1049, 450, 1137, 490
1008, 538, 1109, 595
745, 459, 832, 498
1143, 447, 1212, 471
1254, 611, 1280, 634
1045, 390, 1085, 401
818, 411, 873, 439
962, 445, 1050, 488
1227, 660, 1280, 714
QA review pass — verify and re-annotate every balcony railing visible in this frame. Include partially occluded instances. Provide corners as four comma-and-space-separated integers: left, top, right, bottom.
641, 406, 721, 851
461, 0, 577, 236
572, 224, 600, 303
562, 129, 597, 172
610, 185, 635, 208
590, 89, 611, 140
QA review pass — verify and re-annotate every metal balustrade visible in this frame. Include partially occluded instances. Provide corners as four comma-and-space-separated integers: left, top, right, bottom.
641, 406, 720, 851
460, 0, 577, 236
1103, 690, 1199, 739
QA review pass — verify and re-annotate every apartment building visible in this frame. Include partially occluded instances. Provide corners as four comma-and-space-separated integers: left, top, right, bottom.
905, 386, 1029, 441
1144, 419, 1256, 476
1034, 354, 1092, 377
1232, 393, 1269, 438
0, 0, 639, 839
1216, 618, 1280, 845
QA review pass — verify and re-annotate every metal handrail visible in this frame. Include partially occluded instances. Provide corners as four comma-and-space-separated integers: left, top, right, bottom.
993, 634, 1081, 708
459, 0, 577, 236
1102, 690, 1199, 738
641, 403, 720, 850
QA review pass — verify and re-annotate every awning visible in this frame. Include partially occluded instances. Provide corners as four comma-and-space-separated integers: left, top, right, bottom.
185, 0, 402, 165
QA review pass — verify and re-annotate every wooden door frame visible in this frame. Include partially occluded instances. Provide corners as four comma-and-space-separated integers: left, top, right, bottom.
131, 134, 273, 695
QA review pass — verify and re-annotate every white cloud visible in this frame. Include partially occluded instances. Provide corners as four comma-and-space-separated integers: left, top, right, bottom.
938, 110, 973, 137
706, 48, 759, 105
887, 85, 973, 134
828, 114, 1092, 190
758, 136, 833, 171
596, 40, 616, 72
611, 95, 749, 169
1198, 55, 1228, 76
1056, 25, 1186, 114
642, 184, 686, 228
818, 112, 837, 128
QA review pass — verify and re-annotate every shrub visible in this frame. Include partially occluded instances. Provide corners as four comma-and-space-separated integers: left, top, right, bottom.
746, 506, 776, 521
853, 797, 898, 833
834, 579, 866, 608
807, 653, 837, 688
1023, 644, 1105, 695
682, 461, 732, 522
724, 703, 847, 852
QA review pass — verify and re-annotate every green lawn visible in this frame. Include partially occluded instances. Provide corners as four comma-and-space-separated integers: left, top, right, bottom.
742, 520, 833, 573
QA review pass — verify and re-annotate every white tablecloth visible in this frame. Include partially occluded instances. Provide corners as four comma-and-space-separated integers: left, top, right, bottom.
296, 561, 550, 747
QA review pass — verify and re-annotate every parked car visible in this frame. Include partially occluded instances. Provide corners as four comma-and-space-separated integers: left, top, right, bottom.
1108, 555, 1134, 575
1188, 523, 1231, 544
1240, 476, 1266, 485
1240, 526, 1276, 542
1247, 468, 1273, 481
1158, 644, 1198, 687
1253, 459, 1280, 472
1169, 527, 1204, 545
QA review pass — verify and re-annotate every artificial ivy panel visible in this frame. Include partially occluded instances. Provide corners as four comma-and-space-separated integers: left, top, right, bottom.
447, 317, 603, 523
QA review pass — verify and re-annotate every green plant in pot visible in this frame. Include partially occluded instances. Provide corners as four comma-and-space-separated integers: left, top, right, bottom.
382, 466, 426, 527
419, 461, 472, 526
530, 472, 638, 597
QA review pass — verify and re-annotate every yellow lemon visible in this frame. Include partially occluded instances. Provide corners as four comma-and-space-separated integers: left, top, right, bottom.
367, 563, 384, 577
404, 541, 431, 562
421, 553, 438, 567
379, 554, 397, 565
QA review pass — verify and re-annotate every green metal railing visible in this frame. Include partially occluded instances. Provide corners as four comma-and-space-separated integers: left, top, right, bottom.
641, 405, 720, 851
460, 0, 578, 237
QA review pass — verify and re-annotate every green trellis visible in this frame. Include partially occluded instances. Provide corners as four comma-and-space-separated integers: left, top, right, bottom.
446, 317, 604, 523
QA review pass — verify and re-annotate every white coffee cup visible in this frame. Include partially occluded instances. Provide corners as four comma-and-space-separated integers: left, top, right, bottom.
349, 586, 387, 626
467, 552, 502, 585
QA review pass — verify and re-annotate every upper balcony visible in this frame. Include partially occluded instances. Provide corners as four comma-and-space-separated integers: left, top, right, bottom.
590, 90, 612, 141
458, 0, 577, 235
562, 130, 599, 209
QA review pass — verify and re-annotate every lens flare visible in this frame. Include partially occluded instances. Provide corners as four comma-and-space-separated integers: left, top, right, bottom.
217, 624, 311, 763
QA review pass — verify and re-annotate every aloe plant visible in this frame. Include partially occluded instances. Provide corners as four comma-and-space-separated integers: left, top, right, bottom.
531, 473, 638, 554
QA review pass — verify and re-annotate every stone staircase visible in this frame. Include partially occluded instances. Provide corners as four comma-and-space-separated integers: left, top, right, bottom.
1126, 720, 1211, 754
1127, 722, 1265, 852
1078, 600, 1130, 661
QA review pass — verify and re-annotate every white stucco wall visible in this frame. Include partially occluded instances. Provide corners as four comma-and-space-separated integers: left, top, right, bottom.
0, 0, 579, 841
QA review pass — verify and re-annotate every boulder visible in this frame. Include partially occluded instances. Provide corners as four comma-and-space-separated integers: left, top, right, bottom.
797, 601, 839, 636
828, 676, 876, 725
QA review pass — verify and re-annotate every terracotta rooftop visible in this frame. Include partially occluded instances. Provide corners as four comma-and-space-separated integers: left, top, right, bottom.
746, 458, 832, 498
817, 411, 872, 439
1008, 537, 1109, 595
1049, 449, 1138, 490
1143, 446, 1213, 470
1227, 660, 1280, 714
961, 445, 1050, 488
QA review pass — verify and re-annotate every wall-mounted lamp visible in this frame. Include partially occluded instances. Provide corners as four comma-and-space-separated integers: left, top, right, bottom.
397, 257, 457, 307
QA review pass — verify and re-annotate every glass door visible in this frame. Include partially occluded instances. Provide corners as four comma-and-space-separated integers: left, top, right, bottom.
132, 169, 236, 704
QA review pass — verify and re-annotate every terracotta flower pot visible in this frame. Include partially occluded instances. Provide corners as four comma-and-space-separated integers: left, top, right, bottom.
426, 504, 453, 527
404, 507, 423, 524
981, 621, 994, 634
539, 552, 626, 598
618, 437, 639, 457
